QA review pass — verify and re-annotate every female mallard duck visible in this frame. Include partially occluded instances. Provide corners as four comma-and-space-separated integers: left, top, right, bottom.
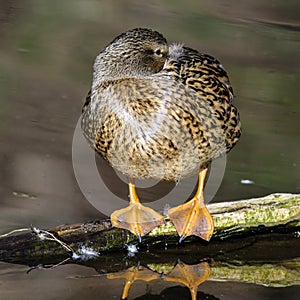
81, 28, 241, 242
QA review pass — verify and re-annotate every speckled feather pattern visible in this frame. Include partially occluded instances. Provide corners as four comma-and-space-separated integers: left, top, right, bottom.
81, 30, 241, 181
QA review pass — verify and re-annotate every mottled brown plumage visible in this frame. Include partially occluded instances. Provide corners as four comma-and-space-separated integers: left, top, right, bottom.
81, 28, 241, 241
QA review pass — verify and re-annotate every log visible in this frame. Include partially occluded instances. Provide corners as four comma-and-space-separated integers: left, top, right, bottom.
0, 193, 299, 261
0, 193, 299, 290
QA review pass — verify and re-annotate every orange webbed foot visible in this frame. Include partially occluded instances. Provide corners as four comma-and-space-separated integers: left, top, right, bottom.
168, 168, 214, 242
168, 198, 214, 242
111, 179, 164, 240
111, 202, 164, 239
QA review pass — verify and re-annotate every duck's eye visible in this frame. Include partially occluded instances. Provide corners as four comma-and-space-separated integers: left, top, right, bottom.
154, 48, 162, 56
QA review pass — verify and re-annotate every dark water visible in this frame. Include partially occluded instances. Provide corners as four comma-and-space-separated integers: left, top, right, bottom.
0, 0, 299, 299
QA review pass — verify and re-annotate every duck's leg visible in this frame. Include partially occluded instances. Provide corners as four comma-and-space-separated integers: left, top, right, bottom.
168, 168, 214, 242
111, 178, 164, 240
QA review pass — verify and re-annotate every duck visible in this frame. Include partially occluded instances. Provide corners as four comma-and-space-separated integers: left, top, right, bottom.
81, 28, 241, 242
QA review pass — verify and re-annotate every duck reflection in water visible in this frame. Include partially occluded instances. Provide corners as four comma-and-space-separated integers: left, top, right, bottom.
108, 261, 211, 300
134, 287, 219, 300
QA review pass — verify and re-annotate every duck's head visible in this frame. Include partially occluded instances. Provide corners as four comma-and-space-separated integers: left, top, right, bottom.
93, 28, 168, 86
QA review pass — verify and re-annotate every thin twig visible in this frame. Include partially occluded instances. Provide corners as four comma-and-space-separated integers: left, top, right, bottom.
31, 226, 75, 254
0, 228, 31, 238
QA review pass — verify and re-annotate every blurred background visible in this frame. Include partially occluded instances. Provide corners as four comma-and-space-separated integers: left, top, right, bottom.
0, 0, 299, 232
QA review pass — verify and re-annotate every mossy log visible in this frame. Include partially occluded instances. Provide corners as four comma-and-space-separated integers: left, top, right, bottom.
0, 194, 300, 259
0, 193, 299, 288
0, 193, 299, 261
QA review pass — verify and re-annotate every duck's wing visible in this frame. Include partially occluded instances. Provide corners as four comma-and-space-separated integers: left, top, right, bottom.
161, 44, 241, 152
165, 44, 233, 101
82, 89, 91, 113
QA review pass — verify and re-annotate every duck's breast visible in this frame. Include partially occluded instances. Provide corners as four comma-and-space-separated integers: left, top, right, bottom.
82, 76, 231, 181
